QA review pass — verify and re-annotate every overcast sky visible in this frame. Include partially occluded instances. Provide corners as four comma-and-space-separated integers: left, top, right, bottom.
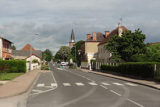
0, 0, 159, 54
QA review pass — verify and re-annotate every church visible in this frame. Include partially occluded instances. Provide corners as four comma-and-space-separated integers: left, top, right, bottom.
69, 29, 75, 49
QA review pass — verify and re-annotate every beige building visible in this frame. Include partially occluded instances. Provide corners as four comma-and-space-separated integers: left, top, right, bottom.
97, 23, 128, 64
81, 32, 107, 65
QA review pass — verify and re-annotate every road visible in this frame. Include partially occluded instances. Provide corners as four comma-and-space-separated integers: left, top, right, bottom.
27, 64, 160, 107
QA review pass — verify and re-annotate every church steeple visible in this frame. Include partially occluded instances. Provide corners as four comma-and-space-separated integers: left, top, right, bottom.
70, 29, 75, 42
69, 29, 75, 48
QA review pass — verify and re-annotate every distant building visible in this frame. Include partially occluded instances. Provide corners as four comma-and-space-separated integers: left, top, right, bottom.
81, 32, 107, 65
97, 23, 128, 64
12, 44, 42, 71
69, 29, 75, 49
0, 37, 12, 60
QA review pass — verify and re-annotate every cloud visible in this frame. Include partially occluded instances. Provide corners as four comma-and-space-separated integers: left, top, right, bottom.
0, 0, 160, 54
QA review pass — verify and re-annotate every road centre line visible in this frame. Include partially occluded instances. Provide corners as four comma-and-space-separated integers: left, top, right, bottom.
100, 85, 108, 89
37, 83, 44, 87
127, 99, 144, 107
88, 82, 98, 85
65, 70, 95, 82
110, 90, 122, 96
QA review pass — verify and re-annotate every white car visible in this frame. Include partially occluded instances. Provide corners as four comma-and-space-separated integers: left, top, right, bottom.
61, 62, 68, 66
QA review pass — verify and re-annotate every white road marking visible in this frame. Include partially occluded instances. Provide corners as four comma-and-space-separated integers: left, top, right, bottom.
63, 83, 71, 86
51, 83, 57, 87
32, 89, 43, 93
37, 83, 45, 87
88, 82, 98, 86
127, 99, 144, 107
75, 82, 84, 86
110, 90, 122, 96
101, 82, 110, 86
113, 83, 124, 86
30, 70, 58, 96
65, 70, 95, 82
100, 85, 108, 89
125, 83, 138, 86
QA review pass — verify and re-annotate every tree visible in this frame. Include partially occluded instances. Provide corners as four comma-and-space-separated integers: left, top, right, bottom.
55, 46, 71, 62
11, 45, 16, 50
71, 40, 84, 66
105, 29, 146, 61
42, 49, 53, 62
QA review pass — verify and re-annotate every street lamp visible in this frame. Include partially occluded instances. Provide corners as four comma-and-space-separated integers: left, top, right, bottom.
29, 33, 40, 71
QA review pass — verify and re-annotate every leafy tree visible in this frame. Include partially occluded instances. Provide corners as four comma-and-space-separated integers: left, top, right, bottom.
11, 45, 16, 50
105, 29, 146, 62
55, 46, 71, 61
131, 44, 160, 62
42, 49, 53, 62
71, 40, 84, 66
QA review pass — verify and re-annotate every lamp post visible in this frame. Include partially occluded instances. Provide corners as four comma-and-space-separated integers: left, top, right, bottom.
29, 33, 40, 72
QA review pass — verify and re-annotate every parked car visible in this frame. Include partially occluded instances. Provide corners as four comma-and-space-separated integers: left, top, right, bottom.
61, 62, 68, 66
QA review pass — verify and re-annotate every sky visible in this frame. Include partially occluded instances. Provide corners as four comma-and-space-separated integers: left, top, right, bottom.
0, 0, 160, 54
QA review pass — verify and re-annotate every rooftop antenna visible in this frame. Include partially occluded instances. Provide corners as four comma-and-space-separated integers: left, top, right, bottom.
120, 17, 123, 26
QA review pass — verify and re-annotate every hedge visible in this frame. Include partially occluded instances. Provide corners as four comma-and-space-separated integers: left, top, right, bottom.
101, 62, 160, 79
0, 60, 26, 73
41, 64, 49, 70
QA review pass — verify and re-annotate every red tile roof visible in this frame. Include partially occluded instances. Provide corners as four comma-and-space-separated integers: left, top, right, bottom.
98, 26, 128, 46
22, 44, 35, 51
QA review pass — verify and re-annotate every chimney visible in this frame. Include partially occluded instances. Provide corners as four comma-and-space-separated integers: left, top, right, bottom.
87, 34, 91, 39
105, 31, 110, 38
92, 32, 97, 41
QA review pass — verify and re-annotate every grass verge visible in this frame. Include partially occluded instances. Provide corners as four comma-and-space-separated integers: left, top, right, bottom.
0, 73, 24, 81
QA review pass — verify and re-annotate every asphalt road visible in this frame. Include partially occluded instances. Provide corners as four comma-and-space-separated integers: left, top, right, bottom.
27, 64, 160, 107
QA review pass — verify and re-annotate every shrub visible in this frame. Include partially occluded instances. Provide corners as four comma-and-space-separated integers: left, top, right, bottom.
41, 65, 49, 70
0, 60, 26, 73
32, 59, 39, 63
101, 62, 160, 79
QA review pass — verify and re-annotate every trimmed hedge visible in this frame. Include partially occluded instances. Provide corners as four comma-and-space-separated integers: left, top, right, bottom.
101, 62, 160, 79
41, 64, 49, 70
0, 60, 26, 73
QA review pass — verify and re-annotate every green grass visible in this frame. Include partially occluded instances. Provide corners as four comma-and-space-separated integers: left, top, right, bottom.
0, 73, 24, 80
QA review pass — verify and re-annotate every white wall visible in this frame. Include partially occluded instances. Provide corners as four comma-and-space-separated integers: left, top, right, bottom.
26, 55, 41, 72
0, 38, 2, 59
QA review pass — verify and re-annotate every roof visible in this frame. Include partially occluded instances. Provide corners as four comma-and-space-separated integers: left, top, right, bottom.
98, 26, 128, 46
25, 54, 42, 59
86, 32, 106, 42
12, 50, 42, 59
70, 29, 75, 42
22, 44, 35, 51
0, 36, 12, 43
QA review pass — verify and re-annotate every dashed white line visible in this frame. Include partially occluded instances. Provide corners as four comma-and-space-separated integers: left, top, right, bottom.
51, 83, 57, 87
113, 83, 124, 86
127, 99, 144, 107
110, 90, 122, 96
75, 82, 84, 86
100, 85, 108, 89
37, 83, 44, 87
101, 82, 110, 86
63, 83, 71, 86
88, 82, 98, 86
125, 83, 138, 86
32, 89, 43, 93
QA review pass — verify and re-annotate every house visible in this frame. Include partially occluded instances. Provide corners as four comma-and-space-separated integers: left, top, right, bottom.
12, 44, 42, 71
96, 23, 128, 68
81, 32, 107, 66
0, 37, 12, 60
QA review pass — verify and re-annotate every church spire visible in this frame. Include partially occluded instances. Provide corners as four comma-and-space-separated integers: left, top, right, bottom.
69, 29, 75, 48
70, 29, 75, 42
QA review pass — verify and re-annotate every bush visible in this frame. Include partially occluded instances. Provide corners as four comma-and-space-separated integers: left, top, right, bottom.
32, 59, 39, 63
41, 65, 49, 70
101, 62, 160, 79
0, 60, 26, 73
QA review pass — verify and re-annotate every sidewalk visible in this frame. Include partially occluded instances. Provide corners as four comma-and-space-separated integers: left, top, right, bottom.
0, 70, 41, 98
79, 68, 160, 90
